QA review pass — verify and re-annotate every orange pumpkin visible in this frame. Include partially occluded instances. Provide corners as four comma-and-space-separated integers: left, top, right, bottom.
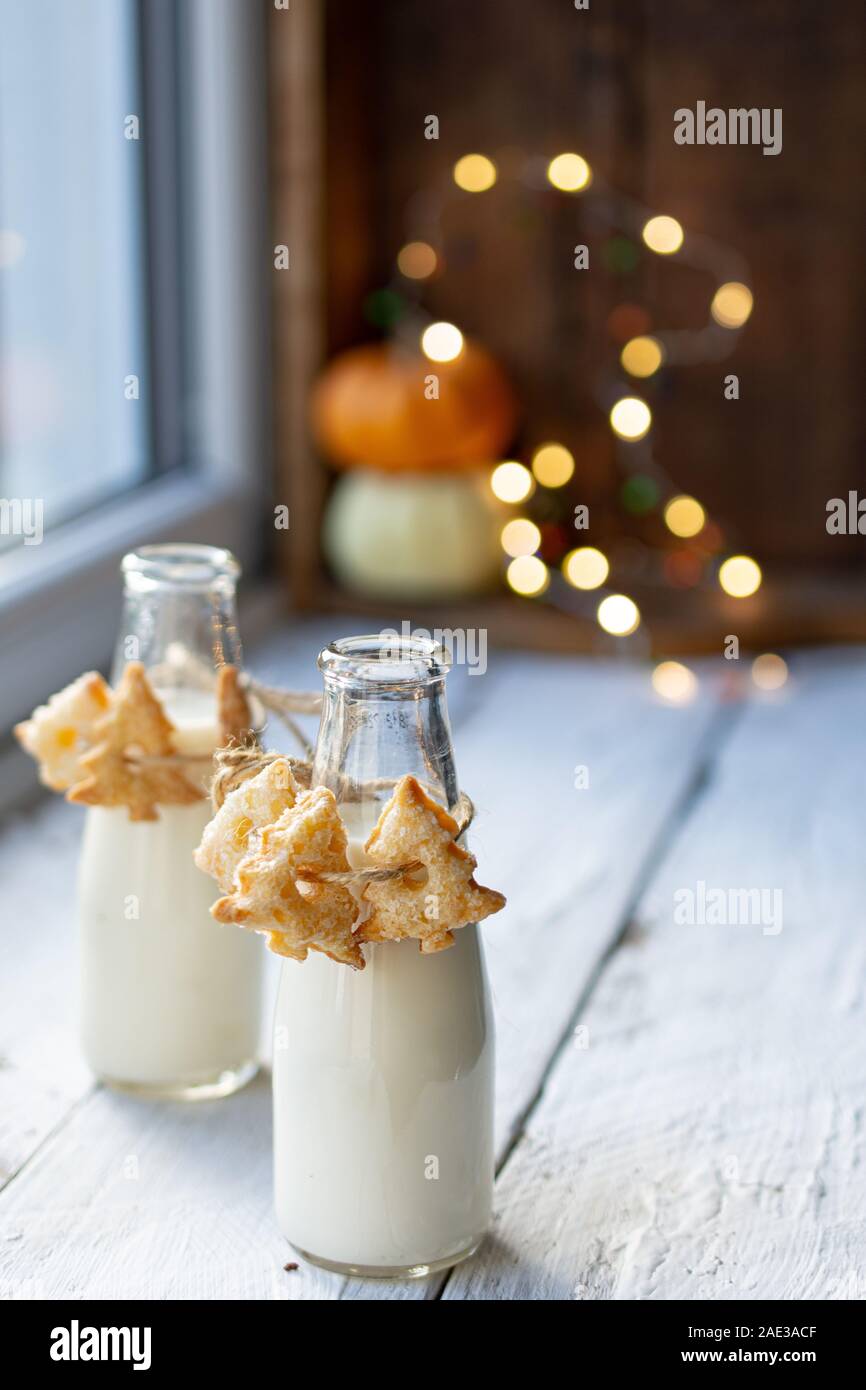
310, 339, 517, 472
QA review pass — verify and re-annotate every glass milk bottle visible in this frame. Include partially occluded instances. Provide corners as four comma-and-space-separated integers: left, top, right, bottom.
78, 544, 263, 1099
273, 635, 495, 1277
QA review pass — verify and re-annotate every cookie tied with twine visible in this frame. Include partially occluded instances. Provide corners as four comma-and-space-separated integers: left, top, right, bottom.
68, 663, 202, 822
211, 785, 363, 969
16, 661, 322, 822
361, 776, 505, 953
14, 671, 112, 792
197, 746, 506, 968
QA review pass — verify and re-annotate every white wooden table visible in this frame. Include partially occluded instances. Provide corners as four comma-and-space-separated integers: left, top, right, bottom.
2, 624, 864, 1301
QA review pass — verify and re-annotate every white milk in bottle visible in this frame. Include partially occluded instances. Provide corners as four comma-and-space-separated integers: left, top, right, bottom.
78, 545, 263, 1099
273, 636, 495, 1276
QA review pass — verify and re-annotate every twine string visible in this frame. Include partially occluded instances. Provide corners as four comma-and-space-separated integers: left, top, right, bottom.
123, 676, 322, 779
210, 743, 475, 889
242, 676, 321, 758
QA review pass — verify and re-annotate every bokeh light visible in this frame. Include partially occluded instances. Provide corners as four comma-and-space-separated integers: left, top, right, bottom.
652, 660, 698, 705
453, 154, 497, 193
563, 546, 609, 590
719, 554, 762, 598
642, 215, 684, 254
531, 442, 575, 488
597, 594, 640, 636
501, 518, 541, 558
711, 282, 754, 328
546, 152, 592, 192
610, 396, 652, 441
752, 653, 788, 691
491, 461, 534, 504
664, 494, 706, 538
397, 241, 438, 279
507, 554, 549, 596
621, 335, 665, 378
421, 321, 464, 362
620, 474, 660, 515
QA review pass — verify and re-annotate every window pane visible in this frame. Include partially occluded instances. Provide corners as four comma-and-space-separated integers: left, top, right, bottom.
0, 0, 151, 552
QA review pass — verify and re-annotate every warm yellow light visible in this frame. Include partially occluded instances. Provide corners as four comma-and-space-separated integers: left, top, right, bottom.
491, 461, 534, 504
421, 321, 464, 362
597, 593, 640, 636
642, 215, 684, 255
609, 396, 652, 441
531, 442, 575, 488
563, 546, 609, 590
507, 554, 549, 597
397, 240, 438, 279
752, 653, 788, 691
664, 494, 706, 539
453, 154, 497, 193
719, 554, 762, 598
501, 518, 541, 558
652, 660, 698, 705
547, 152, 592, 192
620, 335, 664, 378
711, 282, 754, 328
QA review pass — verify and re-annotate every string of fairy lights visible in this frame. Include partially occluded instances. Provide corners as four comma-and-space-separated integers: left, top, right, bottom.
378, 147, 789, 700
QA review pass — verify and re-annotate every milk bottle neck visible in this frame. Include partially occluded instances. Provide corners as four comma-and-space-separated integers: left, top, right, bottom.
112, 543, 243, 688
312, 634, 459, 834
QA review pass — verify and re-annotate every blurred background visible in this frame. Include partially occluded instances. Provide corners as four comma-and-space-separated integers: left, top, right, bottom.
1, 0, 865, 807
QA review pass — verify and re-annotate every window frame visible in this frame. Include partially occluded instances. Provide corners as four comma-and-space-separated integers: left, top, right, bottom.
0, 0, 272, 757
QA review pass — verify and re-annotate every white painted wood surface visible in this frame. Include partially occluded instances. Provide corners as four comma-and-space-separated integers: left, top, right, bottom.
445, 651, 866, 1300
1, 628, 860, 1300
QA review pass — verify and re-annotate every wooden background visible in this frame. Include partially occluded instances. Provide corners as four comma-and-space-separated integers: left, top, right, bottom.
270, 0, 866, 634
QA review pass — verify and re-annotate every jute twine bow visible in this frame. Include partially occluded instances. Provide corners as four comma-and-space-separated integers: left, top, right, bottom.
210, 743, 475, 890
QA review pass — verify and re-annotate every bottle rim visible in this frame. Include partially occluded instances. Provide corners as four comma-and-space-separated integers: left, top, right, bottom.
319, 632, 452, 688
121, 543, 241, 590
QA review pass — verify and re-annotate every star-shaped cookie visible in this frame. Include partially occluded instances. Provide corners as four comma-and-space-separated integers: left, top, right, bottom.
67, 662, 202, 821
211, 785, 364, 968
194, 755, 301, 891
361, 776, 505, 953
14, 671, 112, 791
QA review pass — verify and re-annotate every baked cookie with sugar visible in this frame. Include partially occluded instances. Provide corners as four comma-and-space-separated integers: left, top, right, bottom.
67, 663, 201, 822
361, 776, 505, 953
216, 664, 255, 747
194, 756, 301, 891
211, 785, 363, 969
14, 671, 112, 791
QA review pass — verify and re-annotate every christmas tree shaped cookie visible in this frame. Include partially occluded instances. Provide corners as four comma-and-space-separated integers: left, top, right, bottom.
67, 663, 201, 821
194, 756, 301, 891
211, 785, 363, 969
14, 671, 111, 791
361, 776, 505, 953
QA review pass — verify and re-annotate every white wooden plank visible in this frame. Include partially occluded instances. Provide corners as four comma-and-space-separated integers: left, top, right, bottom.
445, 654, 866, 1300
0, 802, 93, 1189
457, 652, 725, 1156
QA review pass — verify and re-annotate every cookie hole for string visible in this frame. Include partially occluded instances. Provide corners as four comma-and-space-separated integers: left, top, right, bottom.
403, 865, 429, 889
